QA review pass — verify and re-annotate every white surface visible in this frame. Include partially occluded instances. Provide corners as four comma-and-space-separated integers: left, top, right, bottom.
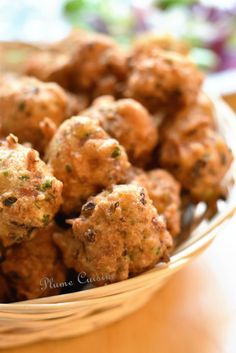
205, 69, 236, 96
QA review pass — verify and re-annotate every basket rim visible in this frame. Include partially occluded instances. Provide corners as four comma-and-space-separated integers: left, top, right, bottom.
0, 94, 236, 309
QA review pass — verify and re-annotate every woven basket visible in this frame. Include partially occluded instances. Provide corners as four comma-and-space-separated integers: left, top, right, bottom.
0, 42, 236, 349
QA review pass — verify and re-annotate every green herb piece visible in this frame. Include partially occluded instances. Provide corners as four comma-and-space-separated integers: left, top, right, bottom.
19, 175, 30, 181
41, 180, 52, 191
111, 146, 121, 158
42, 214, 50, 225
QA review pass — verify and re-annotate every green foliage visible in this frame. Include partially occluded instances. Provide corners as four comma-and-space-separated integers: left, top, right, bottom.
64, 0, 86, 14
156, 0, 196, 9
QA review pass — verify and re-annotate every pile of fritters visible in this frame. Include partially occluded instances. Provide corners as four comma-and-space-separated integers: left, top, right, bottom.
0, 30, 233, 302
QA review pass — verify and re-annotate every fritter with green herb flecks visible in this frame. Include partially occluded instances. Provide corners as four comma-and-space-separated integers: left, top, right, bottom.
125, 49, 203, 114
159, 117, 233, 202
54, 184, 173, 285
83, 96, 158, 166
46, 116, 130, 214
0, 76, 82, 153
25, 51, 72, 90
0, 134, 62, 247
1, 224, 66, 301
131, 169, 181, 237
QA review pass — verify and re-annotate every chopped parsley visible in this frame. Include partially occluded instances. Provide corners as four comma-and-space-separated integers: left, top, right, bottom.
111, 146, 121, 158
19, 175, 30, 181
41, 180, 52, 191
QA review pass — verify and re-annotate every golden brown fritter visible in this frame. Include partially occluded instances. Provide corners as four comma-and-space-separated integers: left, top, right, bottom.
50, 29, 87, 54
131, 169, 181, 237
1, 224, 66, 301
0, 76, 81, 153
83, 96, 158, 166
25, 51, 72, 90
159, 115, 233, 202
125, 49, 203, 114
54, 184, 173, 285
0, 135, 62, 247
159, 92, 216, 143
46, 116, 130, 214
70, 33, 127, 98
132, 33, 190, 59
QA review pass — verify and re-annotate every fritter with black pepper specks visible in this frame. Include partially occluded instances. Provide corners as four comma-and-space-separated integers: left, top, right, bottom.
131, 169, 181, 237
125, 49, 203, 114
46, 116, 130, 214
159, 116, 233, 202
0, 76, 82, 153
54, 184, 173, 285
70, 33, 127, 99
0, 135, 62, 246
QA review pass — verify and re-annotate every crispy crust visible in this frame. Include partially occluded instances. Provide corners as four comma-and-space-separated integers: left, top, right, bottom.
0, 135, 62, 246
131, 169, 181, 237
0, 76, 79, 153
83, 96, 158, 166
125, 49, 203, 114
46, 116, 130, 214
54, 184, 173, 285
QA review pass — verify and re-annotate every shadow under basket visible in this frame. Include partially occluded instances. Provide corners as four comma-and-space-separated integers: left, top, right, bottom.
0, 43, 236, 348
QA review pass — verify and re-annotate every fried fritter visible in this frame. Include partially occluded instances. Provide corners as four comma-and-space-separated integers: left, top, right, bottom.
159, 92, 216, 143
1, 224, 66, 301
70, 33, 127, 98
159, 117, 233, 202
50, 29, 87, 55
25, 51, 72, 90
131, 169, 181, 237
46, 116, 130, 214
133, 33, 190, 59
125, 49, 203, 114
83, 96, 158, 166
0, 76, 80, 153
0, 135, 62, 246
54, 184, 173, 285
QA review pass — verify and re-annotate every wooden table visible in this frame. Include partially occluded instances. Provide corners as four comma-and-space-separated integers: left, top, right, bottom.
3, 96, 236, 353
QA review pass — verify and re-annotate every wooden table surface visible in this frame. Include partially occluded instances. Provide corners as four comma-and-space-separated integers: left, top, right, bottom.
3, 96, 236, 353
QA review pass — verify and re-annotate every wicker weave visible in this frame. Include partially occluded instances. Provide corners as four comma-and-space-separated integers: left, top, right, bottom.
0, 42, 236, 348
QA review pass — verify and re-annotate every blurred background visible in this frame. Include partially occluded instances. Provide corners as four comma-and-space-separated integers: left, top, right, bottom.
1, 0, 236, 73
0, 0, 236, 96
